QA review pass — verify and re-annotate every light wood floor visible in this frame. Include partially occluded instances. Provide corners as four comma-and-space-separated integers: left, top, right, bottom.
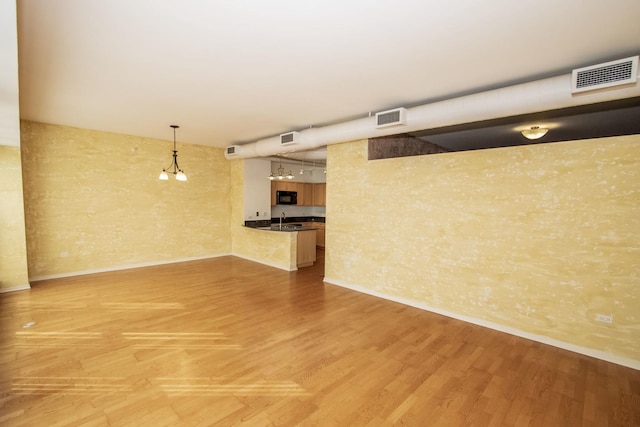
1, 251, 639, 426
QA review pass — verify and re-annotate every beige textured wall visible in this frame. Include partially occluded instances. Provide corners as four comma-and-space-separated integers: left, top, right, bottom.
0, 145, 29, 290
230, 160, 297, 271
325, 135, 640, 362
20, 121, 231, 278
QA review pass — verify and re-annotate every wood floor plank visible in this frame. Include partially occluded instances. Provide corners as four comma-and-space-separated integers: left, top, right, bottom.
1, 252, 639, 426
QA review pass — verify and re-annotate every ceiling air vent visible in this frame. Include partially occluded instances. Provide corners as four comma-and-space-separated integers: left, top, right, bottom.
572, 56, 638, 93
226, 145, 240, 156
376, 108, 407, 128
280, 131, 300, 145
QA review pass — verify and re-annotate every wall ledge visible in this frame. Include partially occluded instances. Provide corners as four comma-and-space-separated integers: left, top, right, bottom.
0, 284, 31, 293
29, 254, 231, 282
323, 276, 640, 372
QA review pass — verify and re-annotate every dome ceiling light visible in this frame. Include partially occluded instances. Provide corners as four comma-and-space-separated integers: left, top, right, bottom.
521, 126, 549, 140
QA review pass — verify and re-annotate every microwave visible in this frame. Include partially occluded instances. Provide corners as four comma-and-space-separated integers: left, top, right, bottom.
276, 190, 297, 205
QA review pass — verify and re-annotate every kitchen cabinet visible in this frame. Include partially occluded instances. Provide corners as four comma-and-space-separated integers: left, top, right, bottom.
302, 183, 314, 206
271, 181, 296, 193
313, 183, 326, 207
302, 221, 325, 248
294, 182, 308, 206
271, 182, 276, 206
271, 181, 297, 206
297, 230, 317, 268
314, 222, 325, 248
271, 181, 326, 207
317, 233, 325, 247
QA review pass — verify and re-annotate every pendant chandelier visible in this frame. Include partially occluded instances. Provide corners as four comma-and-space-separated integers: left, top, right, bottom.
269, 163, 294, 180
159, 125, 187, 181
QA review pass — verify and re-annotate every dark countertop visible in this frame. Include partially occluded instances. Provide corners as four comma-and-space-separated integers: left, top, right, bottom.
271, 216, 325, 224
244, 216, 325, 229
251, 224, 318, 232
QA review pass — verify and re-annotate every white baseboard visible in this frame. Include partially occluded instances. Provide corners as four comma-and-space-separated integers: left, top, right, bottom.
231, 253, 297, 272
29, 253, 231, 282
323, 276, 640, 371
0, 283, 31, 293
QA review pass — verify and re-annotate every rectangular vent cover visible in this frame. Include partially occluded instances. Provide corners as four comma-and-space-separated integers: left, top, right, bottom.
280, 131, 299, 145
572, 56, 638, 93
376, 108, 407, 128
226, 145, 240, 156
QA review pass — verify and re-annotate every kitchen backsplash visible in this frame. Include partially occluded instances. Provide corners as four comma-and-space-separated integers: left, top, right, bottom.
271, 205, 326, 218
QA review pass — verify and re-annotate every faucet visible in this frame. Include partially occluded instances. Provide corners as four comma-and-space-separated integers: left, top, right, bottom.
280, 212, 286, 230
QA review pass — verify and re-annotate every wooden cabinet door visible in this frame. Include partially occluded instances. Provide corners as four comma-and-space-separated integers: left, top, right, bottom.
271, 181, 277, 206
302, 222, 325, 248
315, 222, 326, 248
302, 183, 313, 206
313, 183, 326, 206
297, 231, 317, 268
294, 182, 304, 205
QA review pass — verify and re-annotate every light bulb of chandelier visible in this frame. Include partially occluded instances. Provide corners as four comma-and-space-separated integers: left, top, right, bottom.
159, 171, 169, 180
176, 171, 187, 181
269, 173, 275, 180
287, 171, 294, 179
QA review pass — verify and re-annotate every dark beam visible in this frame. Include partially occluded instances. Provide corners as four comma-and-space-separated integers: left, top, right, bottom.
368, 133, 450, 160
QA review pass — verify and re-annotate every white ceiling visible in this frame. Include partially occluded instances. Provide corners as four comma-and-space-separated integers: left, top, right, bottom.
14, 0, 640, 148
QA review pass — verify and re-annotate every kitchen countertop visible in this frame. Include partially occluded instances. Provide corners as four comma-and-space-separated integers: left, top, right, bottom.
272, 216, 325, 224
252, 224, 318, 232
244, 216, 325, 229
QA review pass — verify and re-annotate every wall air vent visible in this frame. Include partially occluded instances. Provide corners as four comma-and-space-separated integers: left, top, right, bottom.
376, 108, 407, 128
572, 56, 638, 93
226, 145, 240, 156
280, 131, 300, 145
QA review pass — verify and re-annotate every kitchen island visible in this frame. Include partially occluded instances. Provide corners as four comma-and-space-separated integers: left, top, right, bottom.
243, 224, 317, 268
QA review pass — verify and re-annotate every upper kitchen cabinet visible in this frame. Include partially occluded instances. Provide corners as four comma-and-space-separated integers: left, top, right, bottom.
271, 181, 297, 206
313, 183, 326, 207
271, 181, 325, 206
303, 183, 314, 206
